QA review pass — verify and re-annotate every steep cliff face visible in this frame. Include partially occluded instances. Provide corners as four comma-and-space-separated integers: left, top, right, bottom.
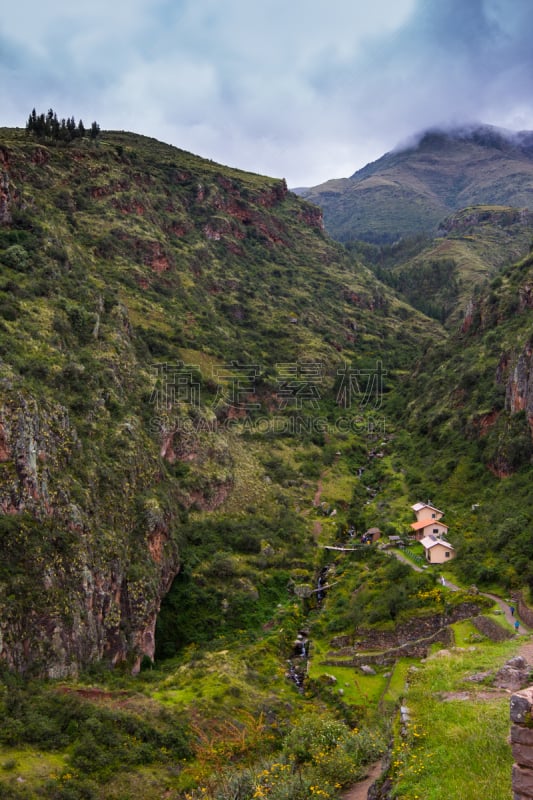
405, 246, 533, 480
0, 392, 181, 676
506, 344, 533, 425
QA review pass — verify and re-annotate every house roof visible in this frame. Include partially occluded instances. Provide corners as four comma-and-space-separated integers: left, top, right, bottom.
365, 527, 381, 534
410, 519, 449, 531
420, 535, 455, 550
411, 501, 444, 514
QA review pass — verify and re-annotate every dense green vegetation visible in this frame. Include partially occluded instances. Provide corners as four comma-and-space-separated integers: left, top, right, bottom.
1, 121, 533, 798
349, 206, 533, 325
0, 125, 439, 677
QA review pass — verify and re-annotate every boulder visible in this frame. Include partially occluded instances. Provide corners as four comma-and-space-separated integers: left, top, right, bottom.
495, 658, 531, 691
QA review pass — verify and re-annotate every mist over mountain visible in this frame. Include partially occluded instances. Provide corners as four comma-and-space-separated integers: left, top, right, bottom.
296, 123, 533, 243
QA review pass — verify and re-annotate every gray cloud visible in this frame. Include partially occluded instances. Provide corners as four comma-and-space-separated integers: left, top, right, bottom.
1, 0, 533, 185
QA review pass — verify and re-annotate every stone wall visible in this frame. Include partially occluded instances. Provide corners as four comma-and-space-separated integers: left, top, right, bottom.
510, 686, 533, 798
471, 615, 513, 642
328, 602, 483, 655
513, 593, 533, 630
323, 627, 453, 667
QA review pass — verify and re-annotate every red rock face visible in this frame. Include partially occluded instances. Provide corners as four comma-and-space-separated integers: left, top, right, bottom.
519, 284, 533, 310
0, 396, 182, 678
148, 529, 167, 564
472, 410, 500, 436
506, 346, 533, 423
90, 180, 130, 199
257, 181, 288, 208
0, 170, 12, 224
487, 459, 514, 479
30, 146, 49, 166
114, 199, 146, 215
150, 250, 171, 273
461, 298, 477, 333
298, 204, 324, 230
0, 423, 10, 461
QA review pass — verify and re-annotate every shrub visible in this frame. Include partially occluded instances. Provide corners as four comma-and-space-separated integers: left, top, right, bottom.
0, 245, 31, 271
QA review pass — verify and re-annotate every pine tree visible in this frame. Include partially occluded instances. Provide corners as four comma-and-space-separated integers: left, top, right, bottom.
25, 108, 99, 144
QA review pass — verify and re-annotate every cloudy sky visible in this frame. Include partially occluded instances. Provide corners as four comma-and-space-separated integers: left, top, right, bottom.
2, 0, 533, 186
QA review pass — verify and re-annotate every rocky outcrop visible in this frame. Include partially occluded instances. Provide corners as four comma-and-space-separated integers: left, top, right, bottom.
0, 168, 12, 224
505, 343, 533, 428
439, 207, 533, 237
512, 593, 533, 629
471, 615, 513, 642
461, 297, 479, 334
0, 393, 181, 677
494, 656, 530, 691
323, 628, 453, 667
329, 602, 483, 654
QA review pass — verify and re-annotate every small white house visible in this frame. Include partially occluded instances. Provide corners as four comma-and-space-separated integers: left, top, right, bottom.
411, 502, 444, 522
420, 534, 455, 564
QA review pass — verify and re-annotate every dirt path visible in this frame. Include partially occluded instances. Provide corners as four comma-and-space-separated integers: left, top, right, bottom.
482, 592, 529, 634
341, 760, 383, 800
392, 551, 529, 634
391, 550, 423, 572
518, 638, 533, 662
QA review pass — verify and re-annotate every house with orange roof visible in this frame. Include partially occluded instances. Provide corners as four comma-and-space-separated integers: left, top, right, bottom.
410, 518, 449, 542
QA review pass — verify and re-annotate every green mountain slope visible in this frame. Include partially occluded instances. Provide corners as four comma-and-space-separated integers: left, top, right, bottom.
0, 127, 439, 677
354, 205, 533, 325
297, 125, 533, 243
388, 246, 533, 589
1, 125, 532, 800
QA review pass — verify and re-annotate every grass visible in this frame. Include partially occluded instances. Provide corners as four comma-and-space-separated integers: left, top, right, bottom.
392, 698, 511, 800
0, 748, 66, 786
0, 748, 93, 800
389, 638, 521, 800
308, 638, 388, 710
451, 619, 484, 646
394, 546, 426, 569
382, 659, 417, 707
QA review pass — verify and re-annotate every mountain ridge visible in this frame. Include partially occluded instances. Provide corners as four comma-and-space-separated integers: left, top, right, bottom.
296, 123, 533, 243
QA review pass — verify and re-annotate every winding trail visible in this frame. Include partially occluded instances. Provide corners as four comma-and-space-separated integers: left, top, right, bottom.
390, 550, 530, 633
391, 550, 423, 572
482, 592, 529, 634
313, 478, 323, 507
341, 760, 383, 800
440, 578, 529, 634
